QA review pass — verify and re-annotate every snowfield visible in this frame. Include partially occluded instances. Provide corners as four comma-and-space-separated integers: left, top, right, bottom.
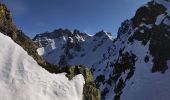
0, 33, 85, 100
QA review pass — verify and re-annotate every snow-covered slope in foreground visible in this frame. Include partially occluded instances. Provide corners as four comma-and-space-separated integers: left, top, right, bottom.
0, 33, 84, 100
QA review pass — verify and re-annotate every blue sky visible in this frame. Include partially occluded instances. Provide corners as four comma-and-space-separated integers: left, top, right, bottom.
4, 0, 149, 38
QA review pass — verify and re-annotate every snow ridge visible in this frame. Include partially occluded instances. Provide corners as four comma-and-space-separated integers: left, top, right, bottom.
0, 33, 85, 100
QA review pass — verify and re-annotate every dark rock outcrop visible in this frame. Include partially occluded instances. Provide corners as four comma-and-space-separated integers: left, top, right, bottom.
0, 3, 100, 100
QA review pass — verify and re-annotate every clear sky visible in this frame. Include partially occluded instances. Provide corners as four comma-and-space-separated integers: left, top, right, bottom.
4, 0, 150, 38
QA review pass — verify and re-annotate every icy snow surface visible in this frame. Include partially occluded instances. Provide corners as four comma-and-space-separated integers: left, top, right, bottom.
0, 33, 85, 100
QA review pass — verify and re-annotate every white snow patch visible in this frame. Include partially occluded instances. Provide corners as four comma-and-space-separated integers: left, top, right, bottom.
69, 37, 74, 43
163, 18, 170, 25
139, 30, 144, 33
155, 14, 166, 25
0, 33, 85, 100
139, 23, 153, 29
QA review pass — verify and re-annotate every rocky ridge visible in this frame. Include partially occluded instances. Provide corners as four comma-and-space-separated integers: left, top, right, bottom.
34, 0, 170, 100
0, 3, 100, 100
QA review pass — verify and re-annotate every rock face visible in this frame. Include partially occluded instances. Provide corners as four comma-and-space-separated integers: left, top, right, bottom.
0, 3, 100, 100
61, 65, 101, 100
0, 3, 46, 66
34, 0, 170, 100
130, 0, 170, 73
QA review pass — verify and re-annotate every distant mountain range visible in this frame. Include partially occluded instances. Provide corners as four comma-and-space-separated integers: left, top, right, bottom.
0, 0, 170, 100
0, 3, 100, 100
33, 0, 170, 100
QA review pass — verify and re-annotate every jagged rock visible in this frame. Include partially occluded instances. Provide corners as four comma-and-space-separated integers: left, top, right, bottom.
129, 0, 170, 73
61, 65, 101, 100
0, 3, 100, 100
34, 0, 170, 100
0, 3, 46, 66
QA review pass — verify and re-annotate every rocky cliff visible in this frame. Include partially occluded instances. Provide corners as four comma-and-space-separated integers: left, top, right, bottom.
34, 0, 170, 100
0, 3, 100, 100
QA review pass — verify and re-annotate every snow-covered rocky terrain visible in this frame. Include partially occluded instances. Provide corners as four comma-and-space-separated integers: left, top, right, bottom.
34, 29, 114, 68
0, 32, 85, 100
34, 0, 170, 100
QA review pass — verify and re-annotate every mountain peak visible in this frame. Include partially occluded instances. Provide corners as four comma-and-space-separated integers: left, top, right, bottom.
155, 0, 170, 3
28, 0, 170, 100
94, 30, 113, 39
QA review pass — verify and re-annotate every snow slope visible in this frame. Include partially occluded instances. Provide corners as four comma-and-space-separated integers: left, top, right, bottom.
34, 30, 114, 68
0, 33, 85, 100
115, 1, 170, 100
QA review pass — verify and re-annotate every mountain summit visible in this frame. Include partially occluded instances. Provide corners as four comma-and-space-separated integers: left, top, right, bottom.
0, 3, 100, 100
0, 0, 170, 100
34, 0, 170, 100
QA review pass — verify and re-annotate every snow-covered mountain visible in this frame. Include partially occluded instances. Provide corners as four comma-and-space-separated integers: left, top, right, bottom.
34, 0, 170, 100
34, 29, 114, 67
0, 32, 85, 100
0, 3, 100, 100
